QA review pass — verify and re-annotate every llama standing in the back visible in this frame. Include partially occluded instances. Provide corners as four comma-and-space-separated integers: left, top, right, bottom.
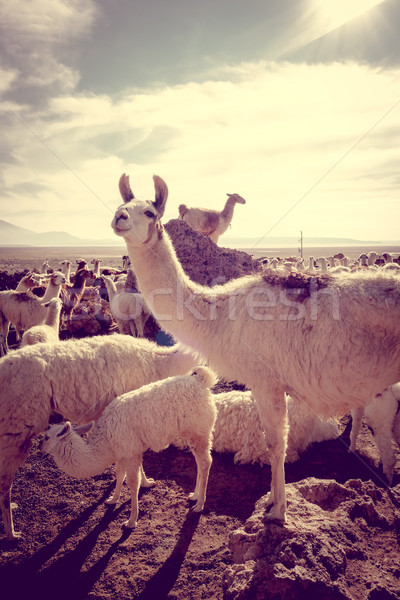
178, 193, 246, 245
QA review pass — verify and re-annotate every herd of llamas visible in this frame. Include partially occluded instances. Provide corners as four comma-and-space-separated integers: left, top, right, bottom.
0, 174, 399, 543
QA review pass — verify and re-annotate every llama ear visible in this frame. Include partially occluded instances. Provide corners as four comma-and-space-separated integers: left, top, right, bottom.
152, 175, 168, 217
73, 422, 94, 437
119, 173, 135, 203
57, 422, 72, 437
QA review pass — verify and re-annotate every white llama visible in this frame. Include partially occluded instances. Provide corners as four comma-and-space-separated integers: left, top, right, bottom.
15, 272, 40, 292
41, 366, 217, 529
111, 173, 400, 523
178, 193, 246, 245
0, 292, 49, 353
0, 335, 198, 540
21, 298, 63, 347
40, 271, 66, 304
60, 260, 71, 283
208, 391, 339, 465
101, 274, 151, 337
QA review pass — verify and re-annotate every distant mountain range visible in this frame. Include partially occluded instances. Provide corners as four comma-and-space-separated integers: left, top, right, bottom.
0, 219, 397, 248
0, 220, 120, 247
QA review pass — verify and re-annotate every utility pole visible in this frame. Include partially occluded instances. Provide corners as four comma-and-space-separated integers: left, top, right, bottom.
298, 230, 303, 258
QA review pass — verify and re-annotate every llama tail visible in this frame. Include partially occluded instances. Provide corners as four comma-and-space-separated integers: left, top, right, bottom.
190, 366, 218, 389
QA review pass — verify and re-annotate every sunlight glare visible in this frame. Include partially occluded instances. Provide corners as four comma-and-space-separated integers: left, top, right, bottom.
315, 0, 386, 30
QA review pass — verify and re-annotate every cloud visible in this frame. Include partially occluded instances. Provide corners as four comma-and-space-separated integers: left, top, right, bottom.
0, 0, 96, 43
1, 60, 400, 242
0, 0, 97, 99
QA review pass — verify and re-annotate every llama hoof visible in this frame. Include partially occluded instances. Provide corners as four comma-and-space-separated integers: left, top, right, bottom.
123, 519, 137, 529
141, 477, 156, 488
265, 506, 286, 522
105, 497, 118, 505
7, 531, 22, 542
188, 495, 204, 512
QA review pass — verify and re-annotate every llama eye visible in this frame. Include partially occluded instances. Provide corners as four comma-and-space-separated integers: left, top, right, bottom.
144, 210, 155, 218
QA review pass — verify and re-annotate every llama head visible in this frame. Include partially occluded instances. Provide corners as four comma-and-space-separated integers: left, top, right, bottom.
112, 173, 168, 247
51, 271, 67, 286
40, 421, 93, 453
40, 422, 73, 453
44, 297, 63, 310
227, 193, 246, 205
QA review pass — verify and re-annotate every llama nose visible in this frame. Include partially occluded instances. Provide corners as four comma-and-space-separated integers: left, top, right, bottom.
116, 210, 128, 222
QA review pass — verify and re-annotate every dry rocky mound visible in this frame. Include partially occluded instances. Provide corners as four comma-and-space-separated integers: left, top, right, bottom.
225, 478, 400, 600
165, 219, 259, 285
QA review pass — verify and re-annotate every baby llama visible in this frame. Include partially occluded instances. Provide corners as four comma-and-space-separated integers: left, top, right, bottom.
178, 192, 246, 245
112, 172, 400, 524
41, 366, 217, 529
0, 334, 198, 540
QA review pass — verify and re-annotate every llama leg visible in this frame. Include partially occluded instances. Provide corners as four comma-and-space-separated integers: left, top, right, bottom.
0, 447, 30, 540
254, 386, 288, 521
349, 407, 364, 452
373, 426, 396, 484
0, 334, 6, 356
140, 464, 155, 488
105, 461, 126, 505
128, 320, 138, 337
0, 485, 18, 540
1, 318, 10, 354
124, 457, 142, 528
188, 436, 212, 512
135, 318, 144, 338
365, 393, 398, 484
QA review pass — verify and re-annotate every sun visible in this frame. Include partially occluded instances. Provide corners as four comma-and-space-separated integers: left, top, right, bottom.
314, 0, 386, 31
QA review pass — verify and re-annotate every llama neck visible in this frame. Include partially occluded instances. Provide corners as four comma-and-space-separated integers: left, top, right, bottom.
16, 276, 31, 292
62, 265, 71, 283
93, 261, 101, 277
126, 231, 222, 353
45, 306, 60, 328
41, 281, 61, 303
220, 197, 237, 221
104, 279, 117, 299
74, 274, 88, 292
52, 433, 112, 479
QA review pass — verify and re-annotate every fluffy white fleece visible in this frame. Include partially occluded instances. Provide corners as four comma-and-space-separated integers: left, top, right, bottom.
210, 390, 339, 464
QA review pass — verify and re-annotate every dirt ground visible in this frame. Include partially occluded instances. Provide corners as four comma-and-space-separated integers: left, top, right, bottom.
1, 414, 399, 600
1, 248, 400, 600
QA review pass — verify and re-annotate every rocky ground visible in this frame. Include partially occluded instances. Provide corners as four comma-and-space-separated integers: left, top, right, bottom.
0, 221, 400, 600
1, 417, 399, 600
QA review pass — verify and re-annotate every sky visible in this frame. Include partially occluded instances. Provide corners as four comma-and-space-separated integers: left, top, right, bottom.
0, 0, 399, 246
